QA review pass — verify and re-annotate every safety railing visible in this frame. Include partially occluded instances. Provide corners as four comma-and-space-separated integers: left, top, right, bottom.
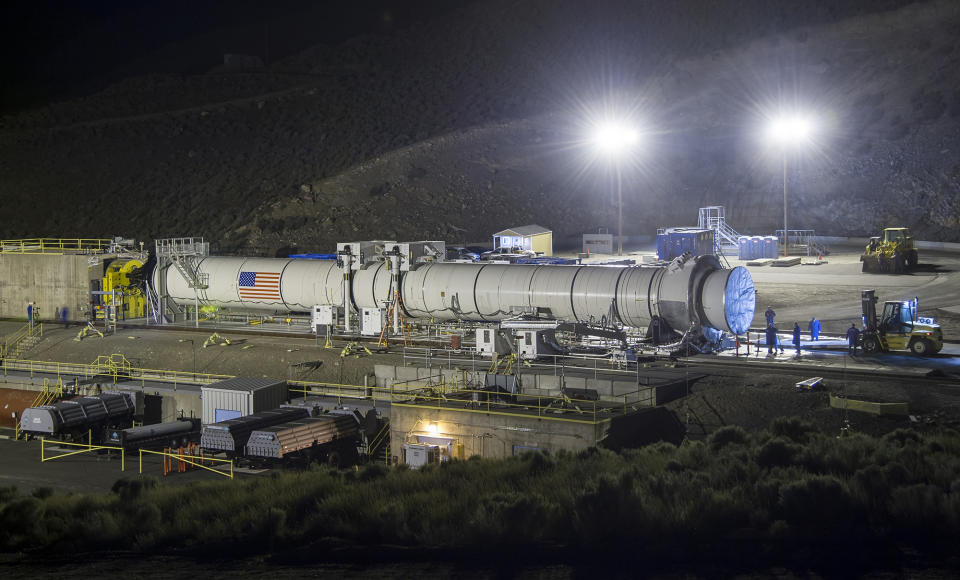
0, 238, 113, 254
41, 439, 126, 471
368, 420, 391, 465
138, 448, 234, 479
1, 357, 233, 391
1, 322, 43, 359
291, 378, 636, 425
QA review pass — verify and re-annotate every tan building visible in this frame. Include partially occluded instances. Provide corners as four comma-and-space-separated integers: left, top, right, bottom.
492, 225, 552, 256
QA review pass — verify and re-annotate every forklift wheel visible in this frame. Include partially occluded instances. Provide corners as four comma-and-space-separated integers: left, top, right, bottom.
910, 339, 933, 356
862, 336, 881, 354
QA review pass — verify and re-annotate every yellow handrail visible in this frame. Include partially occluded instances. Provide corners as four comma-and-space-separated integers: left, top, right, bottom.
0, 238, 112, 255
368, 420, 391, 464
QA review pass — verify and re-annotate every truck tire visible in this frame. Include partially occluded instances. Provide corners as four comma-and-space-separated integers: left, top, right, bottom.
906, 250, 918, 268
910, 338, 933, 356
893, 252, 905, 274
862, 335, 881, 354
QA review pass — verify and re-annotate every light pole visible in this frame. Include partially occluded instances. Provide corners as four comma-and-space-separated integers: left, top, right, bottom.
178, 338, 196, 376
592, 123, 638, 256
767, 115, 812, 257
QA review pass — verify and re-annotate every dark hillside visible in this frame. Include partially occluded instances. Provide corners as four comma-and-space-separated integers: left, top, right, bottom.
1, 0, 956, 254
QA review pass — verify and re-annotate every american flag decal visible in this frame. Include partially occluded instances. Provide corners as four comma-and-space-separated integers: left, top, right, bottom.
238, 271, 281, 301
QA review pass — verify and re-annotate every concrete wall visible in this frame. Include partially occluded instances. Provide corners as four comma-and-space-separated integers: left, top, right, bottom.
389, 404, 606, 462
374, 364, 657, 406
0, 254, 90, 321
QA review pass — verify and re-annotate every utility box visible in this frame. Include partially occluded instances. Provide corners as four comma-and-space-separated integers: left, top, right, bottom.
336, 241, 396, 270
403, 443, 440, 468
361, 307, 387, 336
201, 378, 288, 425
515, 329, 560, 360
582, 233, 613, 255
384, 241, 446, 270
311, 305, 338, 331
476, 327, 496, 356
656, 228, 714, 261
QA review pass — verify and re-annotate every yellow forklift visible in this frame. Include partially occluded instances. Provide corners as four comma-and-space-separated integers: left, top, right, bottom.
860, 289, 943, 355
860, 227, 918, 273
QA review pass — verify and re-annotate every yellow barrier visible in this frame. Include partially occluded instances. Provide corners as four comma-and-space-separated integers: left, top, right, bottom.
41, 438, 125, 471
1, 357, 233, 390
829, 394, 909, 416
138, 448, 234, 479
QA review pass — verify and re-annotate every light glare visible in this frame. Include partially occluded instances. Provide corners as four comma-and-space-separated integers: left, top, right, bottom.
768, 115, 813, 146
592, 123, 639, 154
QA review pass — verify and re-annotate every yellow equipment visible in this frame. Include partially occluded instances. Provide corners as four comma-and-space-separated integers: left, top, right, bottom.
99, 258, 147, 319
860, 227, 918, 274
860, 290, 943, 355
203, 333, 231, 348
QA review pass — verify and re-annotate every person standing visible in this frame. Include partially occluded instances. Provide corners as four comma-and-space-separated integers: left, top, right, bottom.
792, 322, 802, 357
765, 306, 776, 326
808, 316, 821, 341
61, 306, 70, 329
27, 302, 34, 329
765, 323, 778, 355
846, 323, 860, 355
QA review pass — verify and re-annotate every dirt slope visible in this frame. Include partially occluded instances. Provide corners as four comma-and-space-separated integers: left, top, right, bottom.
0, 0, 957, 255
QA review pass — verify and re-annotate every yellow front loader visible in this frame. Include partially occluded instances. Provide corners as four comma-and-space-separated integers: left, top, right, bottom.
860, 227, 918, 274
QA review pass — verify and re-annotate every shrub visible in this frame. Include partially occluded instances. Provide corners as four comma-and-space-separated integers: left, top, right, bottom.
778, 476, 861, 536
0, 486, 18, 505
111, 476, 160, 500
768, 417, 820, 444
358, 462, 389, 481
757, 438, 799, 468
882, 428, 922, 448
31, 487, 55, 500
709, 425, 749, 452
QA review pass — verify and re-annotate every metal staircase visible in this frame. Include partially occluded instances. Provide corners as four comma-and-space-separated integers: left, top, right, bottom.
1, 323, 43, 359
698, 206, 742, 249
154, 238, 209, 324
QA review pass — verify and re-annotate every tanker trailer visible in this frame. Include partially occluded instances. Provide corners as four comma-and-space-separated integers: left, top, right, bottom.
154, 252, 754, 337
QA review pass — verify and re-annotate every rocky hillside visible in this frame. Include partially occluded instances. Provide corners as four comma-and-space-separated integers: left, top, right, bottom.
1, 0, 957, 255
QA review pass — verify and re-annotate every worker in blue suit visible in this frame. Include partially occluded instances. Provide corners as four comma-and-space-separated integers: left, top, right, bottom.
846, 323, 860, 355
808, 316, 821, 341
765, 306, 776, 326
765, 323, 778, 355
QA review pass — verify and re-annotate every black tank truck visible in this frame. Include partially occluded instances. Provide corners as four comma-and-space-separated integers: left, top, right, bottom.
243, 411, 363, 467
200, 407, 311, 459
20, 392, 136, 442
109, 417, 202, 450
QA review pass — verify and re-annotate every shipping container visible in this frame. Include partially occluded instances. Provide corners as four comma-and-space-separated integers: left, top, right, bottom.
656, 228, 715, 261
201, 377, 288, 425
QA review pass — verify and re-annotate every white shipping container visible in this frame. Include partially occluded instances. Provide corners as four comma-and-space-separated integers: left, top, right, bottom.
201, 378, 288, 425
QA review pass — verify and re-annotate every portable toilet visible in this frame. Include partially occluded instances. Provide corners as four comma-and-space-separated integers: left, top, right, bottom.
749, 236, 762, 260
763, 236, 779, 258
738, 236, 751, 260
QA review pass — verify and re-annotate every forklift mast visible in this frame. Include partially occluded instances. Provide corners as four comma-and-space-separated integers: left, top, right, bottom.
861, 289, 879, 332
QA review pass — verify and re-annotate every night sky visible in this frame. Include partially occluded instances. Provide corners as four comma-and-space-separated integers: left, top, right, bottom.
0, 0, 454, 115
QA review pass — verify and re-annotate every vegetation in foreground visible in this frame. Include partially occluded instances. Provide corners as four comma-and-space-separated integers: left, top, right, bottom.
2, 419, 960, 572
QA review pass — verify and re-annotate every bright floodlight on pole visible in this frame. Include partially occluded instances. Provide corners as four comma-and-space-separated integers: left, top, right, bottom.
767, 114, 813, 257
592, 123, 639, 256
